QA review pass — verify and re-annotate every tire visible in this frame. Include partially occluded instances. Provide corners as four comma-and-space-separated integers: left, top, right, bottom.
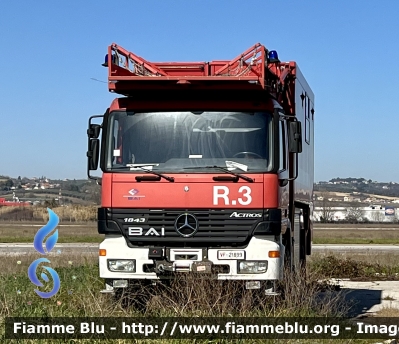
283, 225, 294, 273
114, 280, 150, 312
306, 219, 312, 255
299, 209, 307, 268
293, 209, 301, 272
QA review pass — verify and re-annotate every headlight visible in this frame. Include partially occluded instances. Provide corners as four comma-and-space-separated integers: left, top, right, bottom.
108, 259, 135, 272
238, 261, 267, 274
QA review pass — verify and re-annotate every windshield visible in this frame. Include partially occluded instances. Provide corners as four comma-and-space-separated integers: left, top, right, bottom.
106, 111, 273, 172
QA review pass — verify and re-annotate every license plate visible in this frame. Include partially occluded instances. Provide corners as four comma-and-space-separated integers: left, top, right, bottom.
217, 250, 245, 260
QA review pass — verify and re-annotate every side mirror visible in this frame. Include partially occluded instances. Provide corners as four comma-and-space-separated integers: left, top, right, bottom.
288, 121, 302, 153
87, 124, 101, 139
87, 139, 100, 170
87, 114, 104, 181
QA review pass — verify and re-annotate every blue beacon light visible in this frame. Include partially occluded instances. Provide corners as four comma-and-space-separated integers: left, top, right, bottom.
102, 54, 109, 67
102, 53, 117, 67
268, 50, 279, 63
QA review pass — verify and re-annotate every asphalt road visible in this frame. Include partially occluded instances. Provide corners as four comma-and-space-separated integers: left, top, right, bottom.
1, 243, 399, 256
312, 244, 399, 253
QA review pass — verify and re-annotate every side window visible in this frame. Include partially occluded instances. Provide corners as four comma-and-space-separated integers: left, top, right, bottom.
279, 120, 287, 171
113, 119, 123, 164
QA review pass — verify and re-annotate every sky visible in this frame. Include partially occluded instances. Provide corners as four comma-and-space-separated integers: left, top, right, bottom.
1, 0, 398, 182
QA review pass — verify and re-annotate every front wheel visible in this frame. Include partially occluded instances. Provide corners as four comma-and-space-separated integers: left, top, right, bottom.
114, 280, 151, 312
283, 226, 294, 273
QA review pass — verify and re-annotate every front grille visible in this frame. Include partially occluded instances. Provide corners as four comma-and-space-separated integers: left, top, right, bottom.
110, 208, 263, 247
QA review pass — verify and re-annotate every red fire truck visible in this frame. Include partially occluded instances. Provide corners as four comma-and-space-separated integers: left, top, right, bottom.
87, 43, 314, 294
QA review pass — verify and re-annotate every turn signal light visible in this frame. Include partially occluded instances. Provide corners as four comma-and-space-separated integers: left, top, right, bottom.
99, 249, 107, 256
268, 251, 280, 258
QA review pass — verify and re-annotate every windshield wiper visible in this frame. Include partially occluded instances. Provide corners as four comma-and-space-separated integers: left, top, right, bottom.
111, 164, 174, 182
136, 167, 174, 182
184, 166, 254, 183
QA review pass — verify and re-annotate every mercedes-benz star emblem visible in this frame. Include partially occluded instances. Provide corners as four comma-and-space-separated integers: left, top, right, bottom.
174, 213, 198, 238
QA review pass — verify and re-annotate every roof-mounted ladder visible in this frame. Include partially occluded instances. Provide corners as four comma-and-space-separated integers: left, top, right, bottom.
103, 43, 295, 99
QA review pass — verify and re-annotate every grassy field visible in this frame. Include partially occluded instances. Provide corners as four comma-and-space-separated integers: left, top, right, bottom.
314, 223, 399, 244
1, 251, 388, 344
313, 227, 399, 244
0, 223, 101, 243
1, 219, 398, 342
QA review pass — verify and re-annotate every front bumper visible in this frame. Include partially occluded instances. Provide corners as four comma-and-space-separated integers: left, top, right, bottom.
99, 235, 282, 281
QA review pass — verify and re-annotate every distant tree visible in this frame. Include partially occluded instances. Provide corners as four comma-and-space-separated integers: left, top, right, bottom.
356, 183, 366, 192
5, 179, 14, 187
69, 184, 80, 192
361, 216, 370, 223
345, 207, 364, 223
388, 213, 398, 224
319, 193, 334, 223
371, 211, 384, 223
43, 198, 59, 208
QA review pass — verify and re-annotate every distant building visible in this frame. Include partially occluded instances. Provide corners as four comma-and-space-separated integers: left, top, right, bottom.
314, 205, 396, 222
0, 198, 30, 207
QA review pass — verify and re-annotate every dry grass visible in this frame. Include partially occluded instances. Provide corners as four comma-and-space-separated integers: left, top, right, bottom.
309, 253, 399, 280
34, 205, 98, 222
374, 307, 399, 317
0, 253, 381, 344
0, 205, 98, 222
115, 267, 346, 318
0, 207, 18, 215
0, 251, 345, 318
310, 251, 399, 267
